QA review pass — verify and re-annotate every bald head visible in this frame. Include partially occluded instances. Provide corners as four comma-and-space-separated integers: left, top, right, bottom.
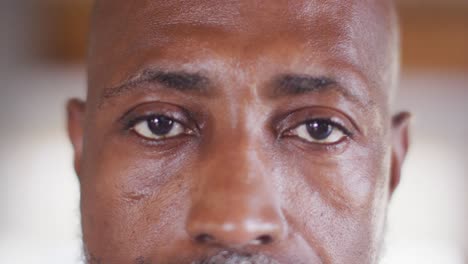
88, 0, 399, 107
68, 1, 410, 264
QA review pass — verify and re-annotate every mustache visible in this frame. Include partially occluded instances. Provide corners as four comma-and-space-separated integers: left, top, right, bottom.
191, 251, 280, 264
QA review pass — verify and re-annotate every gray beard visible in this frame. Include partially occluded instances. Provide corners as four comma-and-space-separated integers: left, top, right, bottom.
82, 246, 280, 264
191, 251, 280, 264
81, 222, 389, 264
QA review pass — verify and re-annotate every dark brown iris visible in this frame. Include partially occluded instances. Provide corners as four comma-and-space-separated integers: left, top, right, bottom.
148, 115, 174, 136
306, 120, 333, 140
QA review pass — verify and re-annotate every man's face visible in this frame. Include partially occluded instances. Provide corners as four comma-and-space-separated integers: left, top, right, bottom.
68, 0, 410, 263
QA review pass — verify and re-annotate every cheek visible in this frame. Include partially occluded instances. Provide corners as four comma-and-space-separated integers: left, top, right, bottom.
279, 143, 391, 263
79, 136, 194, 261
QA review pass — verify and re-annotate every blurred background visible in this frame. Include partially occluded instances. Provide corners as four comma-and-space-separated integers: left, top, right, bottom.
0, 0, 467, 263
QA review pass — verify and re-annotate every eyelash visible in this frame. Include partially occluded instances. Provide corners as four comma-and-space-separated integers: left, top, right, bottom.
119, 115, 193, 150
280, 118, 353, 145
312, 119, 353, 137
125, 115, 158, 130
124, 115, 353, 144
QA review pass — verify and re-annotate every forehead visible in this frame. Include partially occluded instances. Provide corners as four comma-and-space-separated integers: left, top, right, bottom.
88, 0, 395, 105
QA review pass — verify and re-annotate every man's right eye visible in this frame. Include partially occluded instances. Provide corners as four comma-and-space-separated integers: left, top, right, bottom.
132, 115, 190, 140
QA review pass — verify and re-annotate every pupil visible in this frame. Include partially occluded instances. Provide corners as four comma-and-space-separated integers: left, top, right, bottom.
306, 120, 333, 140
148, 116, 174, 136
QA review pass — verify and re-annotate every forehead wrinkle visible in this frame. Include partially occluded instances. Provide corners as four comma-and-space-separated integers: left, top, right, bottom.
88, 0, 244, 83
89, 0, 396, 111
287, 0, 398, 104
94, 0, 242, 28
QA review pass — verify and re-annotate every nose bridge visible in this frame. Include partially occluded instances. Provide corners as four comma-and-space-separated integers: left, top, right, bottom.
186, 132, 286, 247
211, 135, 264, 189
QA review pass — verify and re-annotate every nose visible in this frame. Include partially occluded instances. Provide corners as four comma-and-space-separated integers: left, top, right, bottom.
185, 141, 287, 248
187, 197, 285, 247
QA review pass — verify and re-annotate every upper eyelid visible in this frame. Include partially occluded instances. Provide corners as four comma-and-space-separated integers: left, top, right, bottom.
313, 119, 353, 137
117, 101, 188, 123
120, 108, 190, 129
273, 106, 358, 131
127, 115, 194, 135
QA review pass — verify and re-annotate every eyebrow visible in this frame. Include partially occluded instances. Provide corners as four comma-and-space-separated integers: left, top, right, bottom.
99, 69, 367, 109
271, 74, 367, 107
99, 69, 211, 107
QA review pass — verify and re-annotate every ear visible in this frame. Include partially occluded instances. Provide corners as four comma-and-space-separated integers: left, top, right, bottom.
389, 112, 411, 196
67, 99, 86, 178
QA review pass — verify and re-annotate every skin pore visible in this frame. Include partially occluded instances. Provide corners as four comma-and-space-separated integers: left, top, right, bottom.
67, 0, 410, 263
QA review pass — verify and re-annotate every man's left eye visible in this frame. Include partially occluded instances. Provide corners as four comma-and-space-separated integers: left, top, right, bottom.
132, 115, 188, 140
289, 119, 347, 144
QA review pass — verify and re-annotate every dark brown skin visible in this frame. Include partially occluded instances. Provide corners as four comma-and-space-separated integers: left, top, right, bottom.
67, 0, 410, 263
